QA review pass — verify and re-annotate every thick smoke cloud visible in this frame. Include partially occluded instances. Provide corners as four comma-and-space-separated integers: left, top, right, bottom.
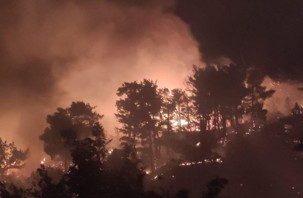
175, 0, 303, 81
0, 0, 202, 174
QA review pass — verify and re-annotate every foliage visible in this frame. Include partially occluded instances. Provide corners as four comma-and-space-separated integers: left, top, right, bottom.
0, 138, 28, 178
65, 122, 107, 198
243, 67, 275, 129
116, 79, 162, 172
188, 64, 248, 136
39, 101, 103, 169
30, 165, 66, 198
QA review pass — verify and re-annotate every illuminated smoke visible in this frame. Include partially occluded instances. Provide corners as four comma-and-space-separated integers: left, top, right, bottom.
262, 77, 303, 119
0, 0, 202, 174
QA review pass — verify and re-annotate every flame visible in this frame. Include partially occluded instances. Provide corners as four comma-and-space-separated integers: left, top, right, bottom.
145, 170, 151, 175
40, 157, 46, 165
172, 119, 188, 127
108, 149, 113, 155
179, 158, 223, 166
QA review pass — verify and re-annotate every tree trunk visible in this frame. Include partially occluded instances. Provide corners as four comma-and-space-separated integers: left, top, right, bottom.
178, 105, 182, 131
251, 86, 255, 126
149, 133, 155, 172
167, 110, 171, 133
200, 115, 207, 133
186, 103, 191, 132
222, 112, 227, 138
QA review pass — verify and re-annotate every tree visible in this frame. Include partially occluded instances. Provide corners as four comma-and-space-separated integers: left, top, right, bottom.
188, 65, 218, 132
172, 89, 189, 132
218, 64, 248, 134
30, 165, 66, 198
158, 88, 194, 133
116, 79, 162, 172
0, 181, 24, 198
116, 81, 145, 148
39, 101, 103, 171
159, 88, 176, 134
181, 92, 195, 132
0, 138, 28, 178
188, 64, 248, 136
36, 108, 159, 198
244, 67, 275, 130
105, 145, 145, 198
66, 122, 107, 198
0, 182, 10, 198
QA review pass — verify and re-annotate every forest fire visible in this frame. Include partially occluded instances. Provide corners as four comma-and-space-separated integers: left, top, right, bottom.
1, 0, 303, 198
40, 158, 46, 165
178, 158, 223, 167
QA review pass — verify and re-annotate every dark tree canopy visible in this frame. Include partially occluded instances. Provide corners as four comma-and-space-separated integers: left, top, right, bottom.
39, 101, 103, 169
243, 67, 275, 129
116, 79, 162, 172
66, 122, 107, 198
188, 64, 248, 135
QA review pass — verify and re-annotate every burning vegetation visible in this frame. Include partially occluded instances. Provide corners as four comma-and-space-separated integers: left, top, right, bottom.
1, 64, 303, 198
1, 0, 303, 197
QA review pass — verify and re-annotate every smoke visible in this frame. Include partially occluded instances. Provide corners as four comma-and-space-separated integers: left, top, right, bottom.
175, 0, 303, 81
263, 77, 303, 119
175, 0, 303, 118
0, 0, 202, 174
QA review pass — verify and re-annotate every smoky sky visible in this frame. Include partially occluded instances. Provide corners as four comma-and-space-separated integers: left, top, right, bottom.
175, 0, 303, 80
0, 0, 202, 174
1, 0, 303, 175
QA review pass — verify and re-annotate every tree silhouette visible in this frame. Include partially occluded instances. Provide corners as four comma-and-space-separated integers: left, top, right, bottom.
116, 79, 162, 172
64, 121, 155, 198
188, 64, 248, 136
116, 81, 143, 149
181, 92, 195, 132
188, 65, 215, 133
39, 101, 103, 171
0, 138, 28, 178
0, 178, 25, 198
34, 113, 164, 198
159, 88, 176, 134
0, 182, 10, 198
244, 67, 275, 130
105, 145, 145, 198
30, 165, 66, 198
172, 89, 189, 132
65, 122, 107, 198
159, 88, 193, 133
217, 64, 248, 135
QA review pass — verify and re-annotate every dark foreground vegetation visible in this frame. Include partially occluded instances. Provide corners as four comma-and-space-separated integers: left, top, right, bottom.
1, 65, 303, 198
